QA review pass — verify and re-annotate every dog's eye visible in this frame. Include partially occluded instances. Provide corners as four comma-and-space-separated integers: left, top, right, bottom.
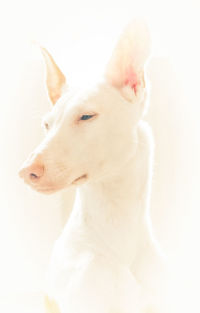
80, 114, 95, 121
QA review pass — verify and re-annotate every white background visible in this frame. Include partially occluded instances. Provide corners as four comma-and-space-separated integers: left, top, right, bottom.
0, 0, 199, 311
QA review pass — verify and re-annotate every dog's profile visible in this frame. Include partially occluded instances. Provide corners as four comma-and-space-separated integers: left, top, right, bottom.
19, 21, 168, 313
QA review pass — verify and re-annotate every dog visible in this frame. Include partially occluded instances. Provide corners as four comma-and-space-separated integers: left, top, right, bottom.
19, 21, 169, 313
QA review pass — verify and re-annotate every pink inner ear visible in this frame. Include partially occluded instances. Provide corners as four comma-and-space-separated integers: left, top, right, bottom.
124, 66, 138, 93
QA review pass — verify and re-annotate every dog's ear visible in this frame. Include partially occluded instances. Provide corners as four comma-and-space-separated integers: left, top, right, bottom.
106, 20, 151, 96
41, 47, 66, 105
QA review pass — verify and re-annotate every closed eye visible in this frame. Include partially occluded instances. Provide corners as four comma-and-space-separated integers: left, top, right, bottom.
80, 114, 96, 121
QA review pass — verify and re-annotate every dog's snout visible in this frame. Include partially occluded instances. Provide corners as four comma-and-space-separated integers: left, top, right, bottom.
19, 159, 45, 183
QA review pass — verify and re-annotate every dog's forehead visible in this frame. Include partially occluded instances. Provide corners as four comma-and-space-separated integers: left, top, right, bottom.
60, 81, 113, 113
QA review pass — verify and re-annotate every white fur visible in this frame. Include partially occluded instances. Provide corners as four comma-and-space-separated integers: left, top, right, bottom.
20, 21, 169, 313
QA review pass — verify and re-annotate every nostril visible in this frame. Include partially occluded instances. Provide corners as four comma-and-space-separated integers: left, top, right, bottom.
29, 165, 44, 181
30, 173, 39, 180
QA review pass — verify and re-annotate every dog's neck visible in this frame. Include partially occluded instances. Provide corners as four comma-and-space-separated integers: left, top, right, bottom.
75, 122, 152, 266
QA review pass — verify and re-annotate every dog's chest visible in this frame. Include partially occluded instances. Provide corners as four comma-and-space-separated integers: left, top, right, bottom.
45, 228, 160, 313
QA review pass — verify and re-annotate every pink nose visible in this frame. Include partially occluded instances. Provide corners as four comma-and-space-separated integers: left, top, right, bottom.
19, 162, 45, 183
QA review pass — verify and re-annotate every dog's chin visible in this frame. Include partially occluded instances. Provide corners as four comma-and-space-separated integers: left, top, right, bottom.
36, 188, 61, 195
32, 174, 88, 195
33, 185, 65, 195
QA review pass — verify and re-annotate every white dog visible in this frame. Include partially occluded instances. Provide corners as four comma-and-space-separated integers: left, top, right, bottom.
19, 21, 168, 313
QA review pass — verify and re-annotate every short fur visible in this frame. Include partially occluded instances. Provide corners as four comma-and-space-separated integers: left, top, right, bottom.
19, 21, 168, 313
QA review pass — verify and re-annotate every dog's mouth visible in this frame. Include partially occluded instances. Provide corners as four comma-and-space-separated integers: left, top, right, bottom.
31, 174, 88, 194
72, 174, 88, 185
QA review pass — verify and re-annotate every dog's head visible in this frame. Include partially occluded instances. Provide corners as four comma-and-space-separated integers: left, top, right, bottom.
19, 21, 151, 194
